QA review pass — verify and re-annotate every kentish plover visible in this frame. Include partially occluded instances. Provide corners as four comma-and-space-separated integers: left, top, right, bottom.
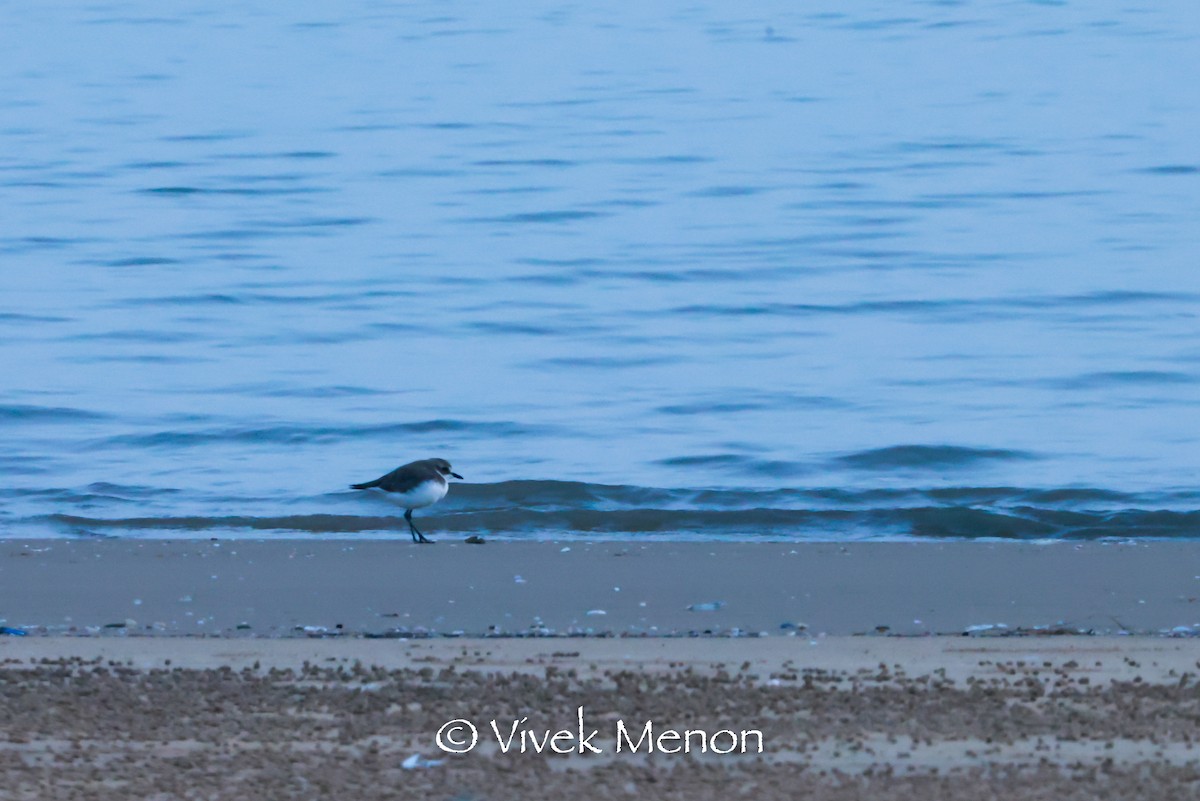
350, 458, 463, 543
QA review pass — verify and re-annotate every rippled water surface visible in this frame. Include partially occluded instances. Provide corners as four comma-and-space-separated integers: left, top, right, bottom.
3, 2, 1199, 540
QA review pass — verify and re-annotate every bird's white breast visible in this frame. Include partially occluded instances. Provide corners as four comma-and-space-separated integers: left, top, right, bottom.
377, 479, 448, 509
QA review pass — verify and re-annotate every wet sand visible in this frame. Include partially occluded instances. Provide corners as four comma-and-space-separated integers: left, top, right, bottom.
3, 539, 1200, 636
4, 539, 1200, 798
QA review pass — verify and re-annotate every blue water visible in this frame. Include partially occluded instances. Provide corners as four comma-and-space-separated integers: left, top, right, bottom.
2, 2, 1199, 540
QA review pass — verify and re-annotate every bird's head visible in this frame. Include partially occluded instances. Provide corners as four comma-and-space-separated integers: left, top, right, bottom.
430, 458, 463, 480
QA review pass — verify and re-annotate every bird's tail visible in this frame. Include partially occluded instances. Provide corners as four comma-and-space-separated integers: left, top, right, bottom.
349, 481, 377, 490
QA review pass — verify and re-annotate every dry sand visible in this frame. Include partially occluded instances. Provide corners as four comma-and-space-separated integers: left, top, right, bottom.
3, 637, 1200, 799
4, 539, 1200, 798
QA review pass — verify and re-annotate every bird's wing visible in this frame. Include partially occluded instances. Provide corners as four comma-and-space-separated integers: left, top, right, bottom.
352, 463, 427, 493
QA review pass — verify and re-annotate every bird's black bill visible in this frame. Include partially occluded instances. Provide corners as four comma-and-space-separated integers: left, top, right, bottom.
450, 472, 463, 479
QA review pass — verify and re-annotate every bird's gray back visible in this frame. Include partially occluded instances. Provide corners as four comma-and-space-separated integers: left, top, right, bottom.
355, 459, 442, 493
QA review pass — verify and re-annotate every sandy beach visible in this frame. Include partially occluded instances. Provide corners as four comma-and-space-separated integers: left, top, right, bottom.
4, 540, 1200, 798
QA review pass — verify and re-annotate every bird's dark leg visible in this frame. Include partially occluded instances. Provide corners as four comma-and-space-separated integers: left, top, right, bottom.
404, 508, 433, 544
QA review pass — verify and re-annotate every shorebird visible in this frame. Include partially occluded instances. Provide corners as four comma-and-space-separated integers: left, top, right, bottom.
350, 458, 463, 544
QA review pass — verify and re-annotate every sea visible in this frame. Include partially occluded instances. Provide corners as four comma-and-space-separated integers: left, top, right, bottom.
2, 1, 1198, 541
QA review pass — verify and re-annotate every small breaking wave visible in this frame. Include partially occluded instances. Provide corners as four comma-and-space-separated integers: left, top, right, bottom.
32, 481, 1200, 541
